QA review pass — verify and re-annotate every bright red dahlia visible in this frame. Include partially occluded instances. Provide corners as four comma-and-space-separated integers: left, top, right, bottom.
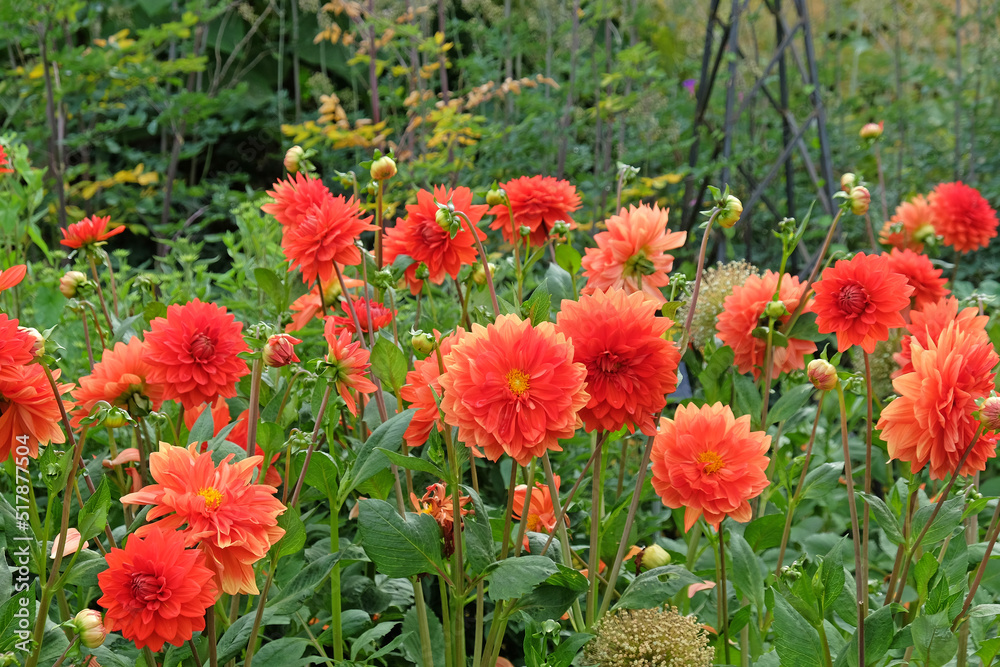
0, 265, 26, 293
487, 175, 581, 247
0, 313, 36, 370
384, 186, 490, 295
555, 288, 680, 434
60, 215, 126, 249
144, 299, 250, 410
323, 318, 378, 416
331, 297, 396, 334
262, 172, 332, 227
0, 364, 72, 461
811, 252, 913, 354
927, 182, 998, 253
281, 195, 376, 286
716, 270, 816, 380
439, 314, 589, 465
883, 248, 949, 311
97, 527, 218, 651
0, 145, 12, 174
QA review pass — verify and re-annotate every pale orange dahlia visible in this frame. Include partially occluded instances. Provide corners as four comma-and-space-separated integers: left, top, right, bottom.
650, 403, 770, 531
877, 322, 998, 479
555, 288, 680, 434
401, 329, 466, 448
581, 204, 686, 304
71, 338, 165, 427
716, 270, 816, 380
879, 195, 936, 252
927, 182, 998, 253
811, 252, 912, 354
122, 442, 286, 595
0, 364, 71, 461
487, 175, 581, 247
894, 296, 989, 377
439, 314, 589, 465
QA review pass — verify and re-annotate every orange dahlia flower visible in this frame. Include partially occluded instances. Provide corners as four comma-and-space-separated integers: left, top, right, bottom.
384, 186, 490, 295
877, 322, 999, 479
512, 475, 566, 534
122, 442, 286, 595
97, 527, 218, 651
879, 195, 936, 252
883, 248, 949, 311
60, 215, 126, 249
286, 274, 363, 333
894, 296, 989, 376
0, 364, 71, 461
927, 182, 998, 253
71, 338, 165, 427
487, 175, 581, 247
440, 314, 588, 465
581, 204, 686, 304
555, 288, 680, 434
262, 172, 332, 227
716, 270, 816, 380
323, 318, 378, 416
0, 314, 36, 370
281, 195, 375, 286
811, 252, 912, 354
0, 264, 26, 293
411, 482, 471, 556
144, 299, 250, 410
401, 329, 466, 448
0, 145, 12, 174
331, 297, 396, 334
185, 398, 281, 487
650, 402, 770, 531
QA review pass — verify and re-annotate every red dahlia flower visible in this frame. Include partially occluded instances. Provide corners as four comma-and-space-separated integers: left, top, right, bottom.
144, 299, 250, 410
927, 181, 998, 253
0, 145, 12, 174
262, 172, 332, 227
0, 364, 71, 461
401, 329, 466, 448
331, 297, 396, 334
60, 215, 126, 249
0, 313, 36, 370
323, 318, 378, 416
487, 175, 581, 247
281, 195, 375, 286
883, 248, 949, 311
0, 264, 26, 293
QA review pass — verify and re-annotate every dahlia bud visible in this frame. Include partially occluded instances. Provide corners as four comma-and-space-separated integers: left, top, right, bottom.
979, 396, 1000, 431
283, 145, 305, 173
435, 208, 453, 229
640, 544, 671, 570
370, 155, 397, 181
914, 223, 937, 244
849, 186, 871, 215
73, 609, 107, 648
859, 121, 884, 140
103, 406, 133, 429
472, 263, 495, 286
763, 300, 787, 319
20, 327, 44, 357
807, 359, 839, 391
262, 333, 301, 368
519, 225, 532, 237
840, 173, 857, 192
59, 270, 88, 298
486, 187, 507, 207
717, 195, 743, 228
550, 219, 570, 236
411, 331, 436, 356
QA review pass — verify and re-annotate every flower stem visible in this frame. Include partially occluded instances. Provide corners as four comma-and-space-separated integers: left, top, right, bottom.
716, 521, 731, 665
541, 453, 585, 630
499, 464, 518, 560
246, 357, 264, 481
861, 353, 875, 614
103, 249, 120, 318
952, 497, 1000, 631
776, 392, 826, 574
587, 435, 605, 627
513, 460, 536, 558
206, 601, 219, 667
539, 442, 603, 556
330, 506, 344, 661
375, 180, 385, 269
88, 253, 115, 331
456, 211, 499, 317
835, 383, 865, 667
680, 209, 720, 349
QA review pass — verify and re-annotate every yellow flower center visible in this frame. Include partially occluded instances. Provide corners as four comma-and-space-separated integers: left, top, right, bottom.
506, 369, 530, 396
526, 513, 542, 533
696, 450, 726, 475
198, 487, 225, 510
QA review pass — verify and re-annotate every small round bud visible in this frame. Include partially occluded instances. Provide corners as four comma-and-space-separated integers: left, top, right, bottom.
263, 334, 301, 368
59, 270, 88, 299
551, 220, 570, 236
283, 145, 305, 173
979, 396, 1000, 431
411, 331, 436, 355
415, 263, 430, 280
20, 327, 44, 358
436, 208, 453, 229
859, 121, 884, 140
370, 155, 397, 181
840, 173, 857, 192
103, 406, 133, 429
763, 300, 787, 319
640, 544, 671, 570
807, 359, 839, 391
365, 181, 378, 197
485, 188, 507, 207
849, 186, 871, 215
472, 263, 494, 286
717, 195, 743, 228
914, 223, 937, 243
518, 225, 532, 237
73, 609, 107, 649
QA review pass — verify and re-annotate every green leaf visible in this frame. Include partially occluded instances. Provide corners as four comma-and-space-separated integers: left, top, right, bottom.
544, 262, 575, 303
613, 565, 701, 610
800, 462, 842, 500
370, 337, 408, 393
267, 552, 342, 615
254, 267, 288, 312
858, 492, 904, 545
377, 448, 446, 480
462, 486, 495, 577
521, 285, 551, 325
914, 552, 939, 601
251, 638, 311, 667
554, 243, 582, 277
912, 495, 965, 546
733, 372, 761, 425
276, 507, 306, 557
772, 592, 825, 667
76, 477, 111, 543
349, 621, 398, 661
304, 451, 339, 500
766, 384, 814, 427
968, 604, 1000, 619
911, 611, 958, 667
187, 405, 216, 445
744, 514, 787, 551
729, 532, 765, 610
255, 421, 285, 459
216, 609, 283, 663
484, 555, 558, 601
819, 538, 846, 614
835, 603, 899, 667
357, 499, 444, 578
341, 409, 414, 504
786, 311, 825, 341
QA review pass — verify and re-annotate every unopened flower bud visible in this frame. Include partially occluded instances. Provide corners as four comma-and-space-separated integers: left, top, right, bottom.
283, 146, 305, 173
370, 155, 397, 181
849, 186, 871, 215
472, 263, 494, 286
763, 300, 787, 319
486, 188, 507, 207
73, 609, 107, 648
640, 544, 671, 570
914, 223, 937, 243
519, 225, 532, 237
717, 195, 743, 228
411, 331, 436, 355
263, 333, 301, 368
840, 173, 856, 192
59, 270, 88, 298
979, 396, 1000, 431
551, 220, 570, 236
103, 406, 133, 429
20, 327, 44, 357
436, 208, 453, 229
859, 121, 884, 140
415, 263, 430, 280
807, 359, 838, 391
365, 181, 378, 197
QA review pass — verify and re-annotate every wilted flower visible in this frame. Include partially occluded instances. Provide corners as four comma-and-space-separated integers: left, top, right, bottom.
584, 607, 714, 667
411, 483, 471, 557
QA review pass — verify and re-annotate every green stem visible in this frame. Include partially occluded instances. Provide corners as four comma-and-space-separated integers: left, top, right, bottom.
330, 505, 344, 661
776, 392, 826, 574
513, 460, 537, 558
88, 253, 114, 331
540, 453, 585, 630
952, 497, 1000, 631
440, 577, 454, 667
246, 357, 264, 481
499, 465, 518, 560
242, 551, 279, 667
206, 606, 219, 667
539, 443, 602, 557
587, 435, 605, 626
680, 209, 720, 350
375, 180, 385, 269
861, 352, 874, 616
456, 211, 499, 317
835, 383, 865, 667
716, 522, 730, 665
